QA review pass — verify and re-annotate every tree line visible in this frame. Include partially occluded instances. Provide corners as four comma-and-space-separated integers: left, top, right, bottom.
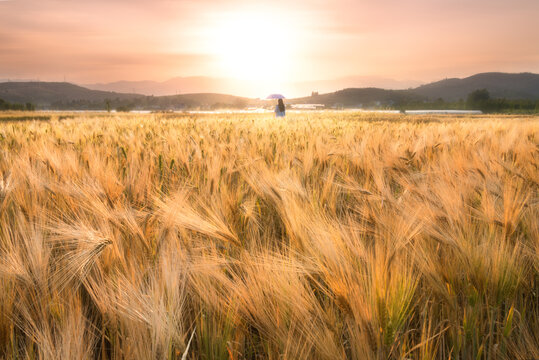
465, 89, 539, 113
398, 89, 539, 113
50, 96, 250, 112
0, 98, 35, 111
2, 90, 538, 113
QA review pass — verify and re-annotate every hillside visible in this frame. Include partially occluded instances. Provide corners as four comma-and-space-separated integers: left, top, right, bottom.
1, 72, 538, 110
293, 73, 539, 107
85, 76, 423, 97
291, 88, 424, 107
413, 72, 539, 101
0, 82, 141, 107
0, 82, 255, 110
85, 77, 238, 97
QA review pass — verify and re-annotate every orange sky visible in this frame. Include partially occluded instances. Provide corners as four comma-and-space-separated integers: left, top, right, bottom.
1, 0, 538, 91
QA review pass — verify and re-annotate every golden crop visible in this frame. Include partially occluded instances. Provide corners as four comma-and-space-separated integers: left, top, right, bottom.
0, 111, 538, 359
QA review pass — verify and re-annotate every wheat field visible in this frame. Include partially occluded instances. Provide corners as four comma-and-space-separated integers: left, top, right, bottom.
0, 111, 538, 359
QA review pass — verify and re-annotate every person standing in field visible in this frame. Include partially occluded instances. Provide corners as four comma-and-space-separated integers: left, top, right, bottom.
275, 98, 286, 117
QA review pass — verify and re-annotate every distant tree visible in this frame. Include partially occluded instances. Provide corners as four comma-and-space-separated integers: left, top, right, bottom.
466, 89, 492, 111
0, 98, 30, 111
25, 102, 35, 111
467, 89, 490, 103
434, 97, 445, 109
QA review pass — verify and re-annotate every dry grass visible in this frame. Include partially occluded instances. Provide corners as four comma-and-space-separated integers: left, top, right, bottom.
0, 111, 538, 359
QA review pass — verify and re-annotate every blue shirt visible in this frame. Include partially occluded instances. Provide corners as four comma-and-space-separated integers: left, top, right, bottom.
275, 105, 286, 117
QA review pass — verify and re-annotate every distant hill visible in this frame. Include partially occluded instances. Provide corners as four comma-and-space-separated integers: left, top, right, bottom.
1, 72, 538, 110
413, 72, 539, 101
290, 76, 422, 96
0, 82, 141, 107
85, 76, 423, 98
291, 88, 424, 107
0, 82, 255, 110
293, 72, 539, 106
84, 77, 239, 97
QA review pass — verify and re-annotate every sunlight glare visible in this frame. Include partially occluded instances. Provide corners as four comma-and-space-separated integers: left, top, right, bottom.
211, 10, 295, 85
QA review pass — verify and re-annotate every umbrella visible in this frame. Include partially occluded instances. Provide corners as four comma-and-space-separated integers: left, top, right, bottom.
266, 94, 286, 100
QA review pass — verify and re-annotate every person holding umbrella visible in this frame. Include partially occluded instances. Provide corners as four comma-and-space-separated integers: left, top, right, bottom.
275, 98, 286, 117
267, 94, 286, 117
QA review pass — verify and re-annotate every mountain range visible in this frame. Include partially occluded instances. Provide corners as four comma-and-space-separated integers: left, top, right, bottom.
0, 72, 538, 110
83, 76, 422, 98
0, 82, 139, 104
413, 73, 539, 101
84, 77, 238, 97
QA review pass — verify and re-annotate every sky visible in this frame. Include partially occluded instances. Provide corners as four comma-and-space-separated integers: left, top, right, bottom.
1, 0, 539, 95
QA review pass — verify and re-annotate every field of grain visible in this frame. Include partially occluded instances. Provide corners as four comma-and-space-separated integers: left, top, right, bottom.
0, 112, 538, 359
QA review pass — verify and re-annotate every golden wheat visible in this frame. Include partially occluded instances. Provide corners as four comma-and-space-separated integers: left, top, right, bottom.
0, 111, 537, 359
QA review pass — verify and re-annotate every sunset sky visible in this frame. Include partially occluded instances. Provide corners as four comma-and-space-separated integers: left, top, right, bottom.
1, 0, 538, 95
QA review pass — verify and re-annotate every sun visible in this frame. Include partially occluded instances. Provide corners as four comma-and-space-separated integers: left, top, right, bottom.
210, 10, 296, 84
